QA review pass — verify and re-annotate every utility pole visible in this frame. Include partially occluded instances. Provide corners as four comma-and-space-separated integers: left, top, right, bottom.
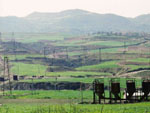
66, 47, 68, 59
124, 41, 126, 54
3, 57, 5, 96
82, 46, 87, 65
31, 78, 34, 95
99, 48, 102, 63
52, 49, 55, 66
123, 41, 127, 62
0, 32, 2, 44
44, 47, 48, 75
4, 57, 12, 95
12, 32, 17, 61
43, 47, 46, 58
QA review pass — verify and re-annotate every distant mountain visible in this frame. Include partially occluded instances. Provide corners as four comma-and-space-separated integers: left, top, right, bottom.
0, 9, 150, 33
133, 14, 150, 25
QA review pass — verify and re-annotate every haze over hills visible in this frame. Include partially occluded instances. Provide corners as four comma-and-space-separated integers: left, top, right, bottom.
0, 9, 150, 33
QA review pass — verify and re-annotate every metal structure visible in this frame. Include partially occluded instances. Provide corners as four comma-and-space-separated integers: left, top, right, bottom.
93, 78, 150, 104
141, 79, 150, 101
126, 79, 136, 102
93, 78, 105, 104
110, 78, 121, 103
4, 56, 12, 95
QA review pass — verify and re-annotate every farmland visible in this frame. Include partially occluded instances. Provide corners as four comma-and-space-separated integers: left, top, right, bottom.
0, 100, 150, 113
0, 32, 150, 112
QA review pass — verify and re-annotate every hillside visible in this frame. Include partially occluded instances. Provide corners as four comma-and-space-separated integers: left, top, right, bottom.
0, 9, 150, 33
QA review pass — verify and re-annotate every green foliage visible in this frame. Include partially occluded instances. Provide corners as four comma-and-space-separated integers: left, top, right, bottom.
20, 77, 95, 83
126, 65, 150, 71
128, 58, 150, 63
47, 71, 112, 77
85, 41, 125, 46
5, 54, 43, 60
76, 61, 120, 71
11, 62, 47, 76
134, 70, 150, 77
90, 48, 119, 53
3, 90, 93, 100
0, 102, 150, 113
10, 62, 112, 76
2, 33, 74, 42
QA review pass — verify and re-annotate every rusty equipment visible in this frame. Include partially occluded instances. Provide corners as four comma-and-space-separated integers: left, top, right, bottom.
126, 80, 136, 101
93, 78, 105, 104
110, 78, 121, 103
141, 79, 150, 101
93, 78, 150, 104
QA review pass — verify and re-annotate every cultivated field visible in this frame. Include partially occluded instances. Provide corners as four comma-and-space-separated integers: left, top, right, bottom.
0, 32, 150, 112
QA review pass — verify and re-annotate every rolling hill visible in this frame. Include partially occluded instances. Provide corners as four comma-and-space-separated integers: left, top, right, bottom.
0, 9, 150, 33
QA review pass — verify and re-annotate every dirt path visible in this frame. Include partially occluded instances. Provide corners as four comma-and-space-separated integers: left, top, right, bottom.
118, 70, 149, 77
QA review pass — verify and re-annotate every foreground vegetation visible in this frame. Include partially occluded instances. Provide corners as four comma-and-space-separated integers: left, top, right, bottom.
0, 102, 150, 113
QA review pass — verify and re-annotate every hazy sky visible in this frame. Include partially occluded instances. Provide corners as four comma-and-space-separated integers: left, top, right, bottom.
0, 0, 150, 17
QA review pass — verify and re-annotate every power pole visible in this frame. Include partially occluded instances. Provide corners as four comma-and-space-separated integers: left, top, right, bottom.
124, 41, 126, 62
82, 46, 87, 65
66, 47, 68, 59
3, 57, 5, 96
99, 48, 102, 63
124, 41, 126, 54
4, 57, 12, 95
12, 32, 17, 61
52, 49, 56, 66
0, 32, 2, 44
43, 47, 46, 58
31, 78, 34, 95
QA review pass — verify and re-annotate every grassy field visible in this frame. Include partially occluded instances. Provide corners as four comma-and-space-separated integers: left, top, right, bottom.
126, 65, 150, 71
19, 77, 142, 87
1, 32, 150, 113
84, 41, 124, 46
90, 48, 119, 53
133, 70, 150, 77
2, 33, 75, 43
20, 77, 95, 83
3, 90, 93, 100
10, 62, 112, 76
5, 54, 43, 60
128, 58, 150, 63
76, 61, 120, 71
11, 62, 48, 76
47, 71, 112, 77
0, 101, 150, 113
18, 77, 142, 88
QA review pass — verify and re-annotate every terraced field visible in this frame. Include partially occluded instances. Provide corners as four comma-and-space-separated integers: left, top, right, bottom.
0, 32, 150, 112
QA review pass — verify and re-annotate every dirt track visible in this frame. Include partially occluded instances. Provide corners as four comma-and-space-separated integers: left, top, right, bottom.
118, 69, 150, 77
